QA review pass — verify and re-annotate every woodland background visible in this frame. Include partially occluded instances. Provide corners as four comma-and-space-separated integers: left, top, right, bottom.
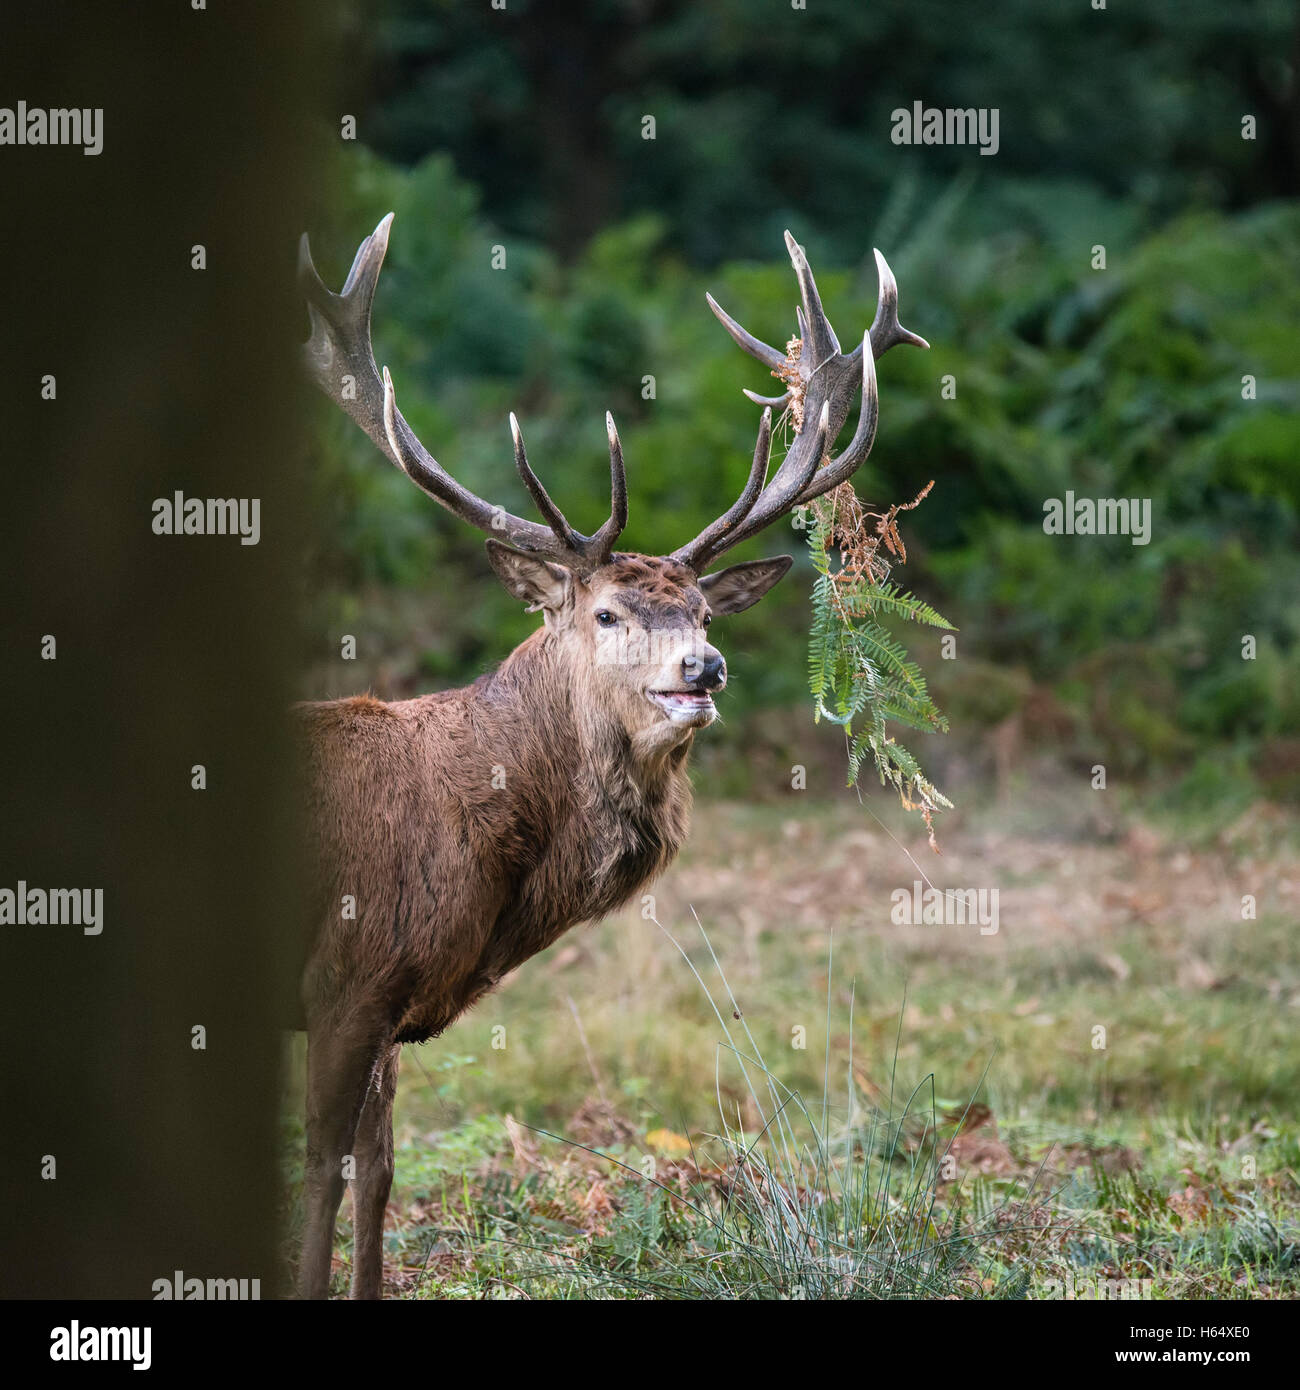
301, 0, 1300, 815
283, 0, 1300, 1298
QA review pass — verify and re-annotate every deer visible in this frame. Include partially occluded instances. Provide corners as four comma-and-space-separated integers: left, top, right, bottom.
293, 214, 927, 1298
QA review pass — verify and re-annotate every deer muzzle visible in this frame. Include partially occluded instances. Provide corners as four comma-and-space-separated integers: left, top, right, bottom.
647, 645, 725, 725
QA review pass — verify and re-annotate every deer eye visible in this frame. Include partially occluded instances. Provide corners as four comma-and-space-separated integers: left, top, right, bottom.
702, 613, 712, 628
595, 610, 618, 627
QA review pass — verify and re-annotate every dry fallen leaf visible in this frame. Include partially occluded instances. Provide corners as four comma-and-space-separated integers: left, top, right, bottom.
644, 1128, 693, 1157
1168, 1185, 1213, 1224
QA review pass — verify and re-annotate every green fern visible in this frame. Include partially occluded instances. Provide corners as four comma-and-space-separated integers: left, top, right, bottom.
806, 510, 954, 822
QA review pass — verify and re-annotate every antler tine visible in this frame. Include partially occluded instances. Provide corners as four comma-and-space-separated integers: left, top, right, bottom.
790, 331, 878, 504
743, 388, 792, 408
588, 412, 629, 563
304, 214, 625, 571
673, 232, 925, 572
509, 413, 581, 551
726, 399, 829, 550
785, 229, 840, 363
704, 292, 786, 371
868, 248, 930, 355
671, 408, 773, 570
761, 401, 831, 524
681, 401, 830, 573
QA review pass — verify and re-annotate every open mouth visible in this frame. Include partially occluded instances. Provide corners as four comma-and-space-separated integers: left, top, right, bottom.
647, 689, 717, 723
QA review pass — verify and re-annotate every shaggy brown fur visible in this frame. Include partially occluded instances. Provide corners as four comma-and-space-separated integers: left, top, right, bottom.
293, 548, 790, 1298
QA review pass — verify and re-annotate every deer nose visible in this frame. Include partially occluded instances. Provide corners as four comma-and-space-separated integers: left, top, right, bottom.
682, 650, 726, 691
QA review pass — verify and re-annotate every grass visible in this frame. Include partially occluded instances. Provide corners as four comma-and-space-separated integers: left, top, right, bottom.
281, 779, 1300, 1298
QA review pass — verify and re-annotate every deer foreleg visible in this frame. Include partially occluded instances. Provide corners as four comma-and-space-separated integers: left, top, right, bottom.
297, 1012, 389, 1299
349, 1043, 400, 1300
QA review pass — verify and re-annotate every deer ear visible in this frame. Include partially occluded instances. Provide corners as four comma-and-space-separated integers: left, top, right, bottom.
485, 540, 572, 612
698, 556, 793, 615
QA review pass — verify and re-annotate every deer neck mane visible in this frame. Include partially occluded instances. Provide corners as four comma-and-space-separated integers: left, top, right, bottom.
486, 626, 694, 806
480, 627, 693, 908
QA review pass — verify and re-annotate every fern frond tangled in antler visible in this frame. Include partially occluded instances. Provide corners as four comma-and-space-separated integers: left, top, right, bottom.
806, 482, 954, 842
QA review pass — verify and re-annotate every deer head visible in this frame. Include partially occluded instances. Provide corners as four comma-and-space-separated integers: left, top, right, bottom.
299, 216, 926, 753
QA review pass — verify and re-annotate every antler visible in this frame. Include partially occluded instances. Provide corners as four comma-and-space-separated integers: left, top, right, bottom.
672, 231, 928, 574
299, 213, 627, 571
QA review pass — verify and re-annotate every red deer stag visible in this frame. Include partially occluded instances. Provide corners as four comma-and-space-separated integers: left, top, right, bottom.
294, 215, 927, 1297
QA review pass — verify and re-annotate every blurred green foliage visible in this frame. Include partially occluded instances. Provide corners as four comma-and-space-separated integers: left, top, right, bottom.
357, 0, 1299, 263
302, 0, 1300, 794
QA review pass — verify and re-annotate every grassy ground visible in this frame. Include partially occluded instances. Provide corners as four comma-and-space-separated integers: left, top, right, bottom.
282, 773, 1300, 1298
